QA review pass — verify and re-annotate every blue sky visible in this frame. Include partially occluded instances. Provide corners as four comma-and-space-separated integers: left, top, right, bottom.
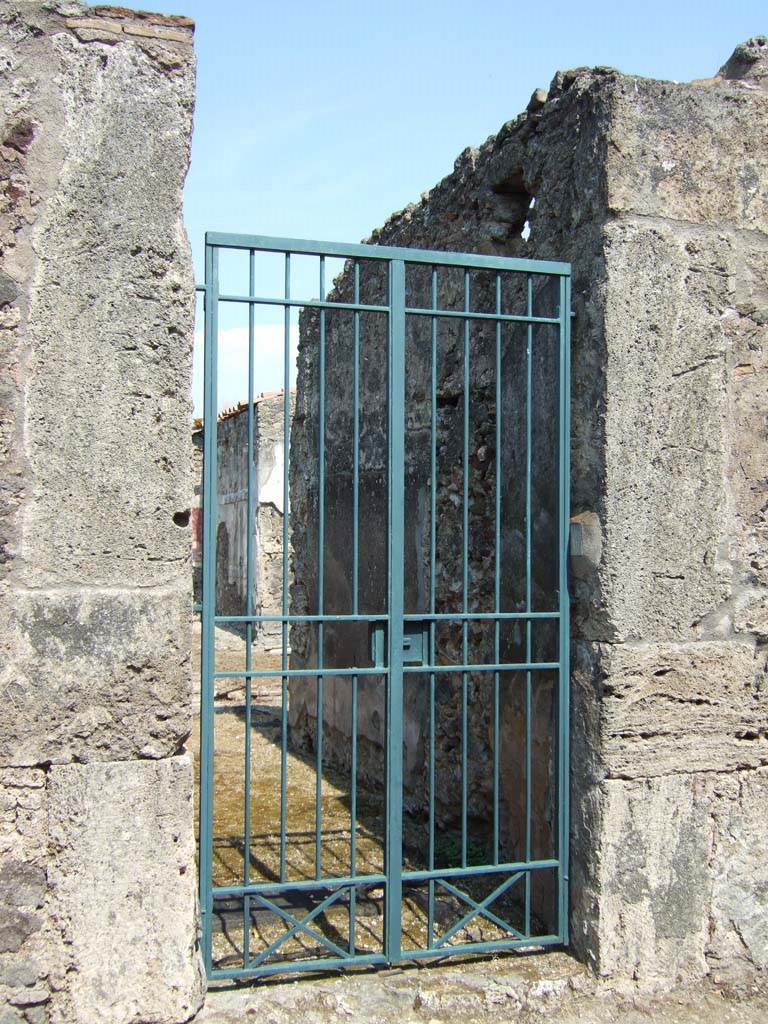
94, 1, 765, 412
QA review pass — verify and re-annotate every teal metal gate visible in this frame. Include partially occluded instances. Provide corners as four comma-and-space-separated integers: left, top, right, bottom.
199, 233, 571, 981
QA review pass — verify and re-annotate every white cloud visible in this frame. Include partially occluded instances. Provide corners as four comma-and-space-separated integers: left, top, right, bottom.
192, 323, 298, 417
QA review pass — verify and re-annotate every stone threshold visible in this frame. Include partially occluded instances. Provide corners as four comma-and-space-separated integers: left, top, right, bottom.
194, 950, 768, 1024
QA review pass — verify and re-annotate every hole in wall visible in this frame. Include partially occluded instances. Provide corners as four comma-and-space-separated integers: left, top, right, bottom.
173, 510, 191, 528
491, 171, 535, 244
521, 196, 535, 240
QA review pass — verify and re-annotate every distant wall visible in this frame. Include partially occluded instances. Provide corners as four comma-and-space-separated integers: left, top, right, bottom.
214, 392, 293, 647
0, 4, 203, 1022
289, 38, 768, 991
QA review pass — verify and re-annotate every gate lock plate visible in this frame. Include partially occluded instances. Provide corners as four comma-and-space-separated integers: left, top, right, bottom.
370, 621, 430, 668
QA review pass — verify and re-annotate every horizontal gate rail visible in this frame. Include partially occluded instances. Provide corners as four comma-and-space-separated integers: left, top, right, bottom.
212, 610, 561, 623
217, 290, 562, 326
212, 661, 561, 680
206, 231, 570, 274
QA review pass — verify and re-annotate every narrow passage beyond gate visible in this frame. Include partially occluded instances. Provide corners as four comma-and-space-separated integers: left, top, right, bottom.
197, 235, 571, 981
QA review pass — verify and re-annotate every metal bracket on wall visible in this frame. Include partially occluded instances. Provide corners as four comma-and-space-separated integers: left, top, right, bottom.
370, 620, 430, 667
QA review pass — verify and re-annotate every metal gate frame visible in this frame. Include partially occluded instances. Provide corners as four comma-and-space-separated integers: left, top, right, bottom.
199, 233, 571, 981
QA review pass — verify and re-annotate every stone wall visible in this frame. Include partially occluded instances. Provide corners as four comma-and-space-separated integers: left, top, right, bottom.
289, 38, 768, 990
0, 4, 203, 1023
212, 391, 292, 647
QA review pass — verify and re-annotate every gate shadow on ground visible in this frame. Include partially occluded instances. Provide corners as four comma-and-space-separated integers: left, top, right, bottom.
210, 696, 386, 881
206, 689, 539, 970
206, 691, 389, 965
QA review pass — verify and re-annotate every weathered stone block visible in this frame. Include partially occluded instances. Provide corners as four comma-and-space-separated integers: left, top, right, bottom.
0, 955, 42, 989
605, 77, 768, 232
17, 22, 195, 590
0, 588, 193, 765
0, 859, 46, 908
585, 768, 768, 990
707, 767, 768, 981
586, 640, 768, 778
0, 1008, 24, 1024
0, 909, 41, 956
0, 769, 48, 1007
593, 775, 710, 988
599, 220, 733, 642
47, 756, 204, 1024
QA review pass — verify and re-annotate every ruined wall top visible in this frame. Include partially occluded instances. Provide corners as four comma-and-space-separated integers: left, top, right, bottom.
718, 35, 768, 87
39, 0, 194, 43
367, 39, 767, 263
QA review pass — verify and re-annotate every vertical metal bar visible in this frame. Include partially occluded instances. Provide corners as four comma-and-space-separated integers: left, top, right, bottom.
558, 273, 572, 943
493, 273, 501, 867
350, 681, 358, 951
350, 259, 360, 952
280, 253, 291, 883
524, 273, 533, 935
428, 265, 437, 947
385, 259, 406, 962
199, 241, 219, 975
316, 255, 326, 880
242, 249, 256, 964
461, 269, 469, 869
